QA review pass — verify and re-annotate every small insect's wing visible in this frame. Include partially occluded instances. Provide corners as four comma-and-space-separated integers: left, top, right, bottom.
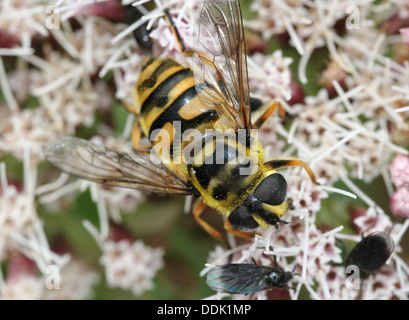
43, 136, 192, 195
193, 0, 251, 132
206, 264, 271, 294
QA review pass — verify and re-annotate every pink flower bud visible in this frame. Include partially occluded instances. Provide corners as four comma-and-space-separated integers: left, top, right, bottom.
349, 207, 368, 233
288, 81, 304, 106
6, 254, 37, 283
75, 0, 124, 20
390, 153, 409, 188
390, 187, 409, 218
0, 30, 20, 48
400, 27, 409, 45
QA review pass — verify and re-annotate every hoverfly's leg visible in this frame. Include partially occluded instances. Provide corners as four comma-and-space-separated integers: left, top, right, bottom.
192, 198, 225, 241
121, 100, 152, 154
131, 120, 142, 150
132, 123, 153, 154
163, 9, 195, 58
223, 219, 260, 239
252, 101, 285, 130
264, 159, 319, 185
122, 99, 138, 114
131, 122, 152, 154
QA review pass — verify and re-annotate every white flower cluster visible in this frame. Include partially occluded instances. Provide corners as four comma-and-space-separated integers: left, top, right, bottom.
0, 254, 99, 300
100, 239, 164, 296
0, 0, 159, 299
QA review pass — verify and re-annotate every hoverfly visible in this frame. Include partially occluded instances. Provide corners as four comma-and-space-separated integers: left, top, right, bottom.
206, 262, 293, 294
44, 0, 318, 240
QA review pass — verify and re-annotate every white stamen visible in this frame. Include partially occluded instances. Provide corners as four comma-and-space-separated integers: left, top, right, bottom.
36, 173, 70, 196
0, 48, 34, 56
97, 195, 109, 240
340, 175, 384, 214
310, 129, 361, 168
84, 17, 94, 73
283, 16, 305, 56
33, 66, 83, 96
298, 44, 312, 84
111, 15, 150, 44
99, 39, 134, 77
380, 166, 394, 198
122, 113, 136, 139
318, 269, 331, 300
332, 80, 354, 113
393, 219, 409, 247
0, 162, 7, 191
304, 282, 321, 300
0, 57, 18, 112
38, 181, 82, 204
287, 119, 298, 144
395, 106, 409, 113
50, 29, 80, 59
82, 220, 104, 250
301, 211, 309, 281
317, 185, 356, 199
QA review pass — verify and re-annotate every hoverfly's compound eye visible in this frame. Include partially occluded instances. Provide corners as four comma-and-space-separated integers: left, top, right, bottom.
253, 173, 287, 206
228, 205, 259, 231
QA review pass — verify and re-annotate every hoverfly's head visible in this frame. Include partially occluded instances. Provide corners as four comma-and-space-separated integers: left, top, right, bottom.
228, 172, 288, 231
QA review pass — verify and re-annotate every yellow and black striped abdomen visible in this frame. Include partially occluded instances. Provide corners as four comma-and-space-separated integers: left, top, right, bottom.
135, 57, 219, 161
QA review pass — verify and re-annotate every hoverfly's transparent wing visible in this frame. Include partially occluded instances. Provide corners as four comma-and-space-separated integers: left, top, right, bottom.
43, 137, 192, 195
206, 264, 271, 294
193, 0, 251, 133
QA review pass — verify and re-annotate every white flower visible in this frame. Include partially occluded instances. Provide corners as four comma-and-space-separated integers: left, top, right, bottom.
44, 260, 99, 300
248, 51, 293, 102
0, 274, 44, 300
100, 239, 164, 296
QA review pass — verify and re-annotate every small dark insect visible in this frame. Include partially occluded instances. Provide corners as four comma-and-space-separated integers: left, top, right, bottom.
345, 231, 395, 279
206, 263, 293, 294
124, 4, 153, 50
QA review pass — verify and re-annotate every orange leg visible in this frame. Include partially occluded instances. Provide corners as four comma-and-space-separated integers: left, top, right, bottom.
129, 115, 153, 154
264, 159, 319, 185
252, 101, 285, 130
122, 100, 153, 154
122, 99, 138, 114
131, 120, 142, 149
192, 198, 226, 241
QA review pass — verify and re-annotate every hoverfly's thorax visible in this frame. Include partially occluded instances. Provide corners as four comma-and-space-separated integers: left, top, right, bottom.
186, 130, 265, 213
